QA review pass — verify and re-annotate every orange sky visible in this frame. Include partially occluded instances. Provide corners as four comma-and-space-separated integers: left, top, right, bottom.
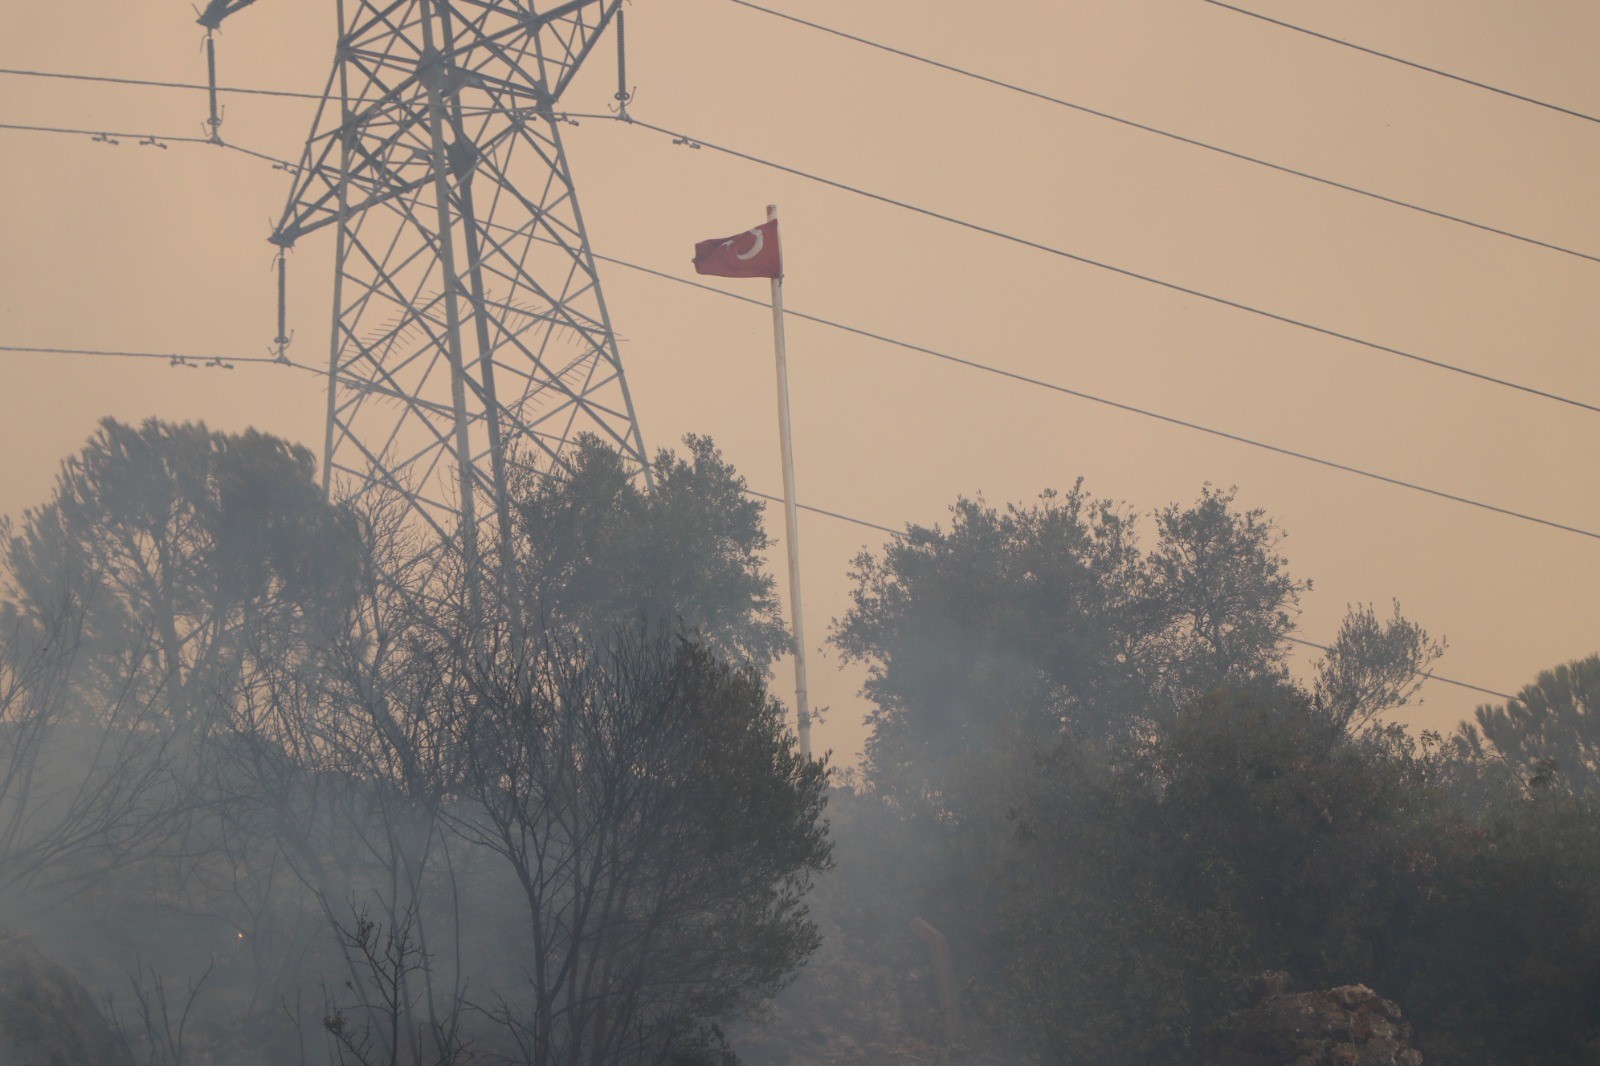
2, 0, 1597, 764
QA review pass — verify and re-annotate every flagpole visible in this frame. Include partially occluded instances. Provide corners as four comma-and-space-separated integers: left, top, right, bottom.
767, 204, 813, 760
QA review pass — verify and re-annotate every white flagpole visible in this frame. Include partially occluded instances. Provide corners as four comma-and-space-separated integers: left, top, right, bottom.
767, 204, 813, 760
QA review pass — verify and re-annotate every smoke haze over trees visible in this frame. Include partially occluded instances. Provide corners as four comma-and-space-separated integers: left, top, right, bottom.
2, 420, 1599, 1065
0, 420, 828, 1066
756, 486, 1599, 1065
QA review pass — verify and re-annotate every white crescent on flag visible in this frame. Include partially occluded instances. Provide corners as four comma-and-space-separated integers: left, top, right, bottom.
734, 227, 765, 261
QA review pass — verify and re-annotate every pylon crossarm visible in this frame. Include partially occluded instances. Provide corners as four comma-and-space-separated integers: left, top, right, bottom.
261, 0, 652, 565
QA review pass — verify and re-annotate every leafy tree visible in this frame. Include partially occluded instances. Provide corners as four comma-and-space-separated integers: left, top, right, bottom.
991, 684, 1454, 1064
1457, 654, 1600, 793
0, 422, 828, 1066
1147, 484, 1306, 694
1313, 600, 1444, 730
511, 435, 789, 671
1391, 785, 1600, 1066
0, 417, 358, 726
186, 435, 821, 1065
452, 629, 830, 1066
831, 483, 1308, 814
811, 480, 1473, 1063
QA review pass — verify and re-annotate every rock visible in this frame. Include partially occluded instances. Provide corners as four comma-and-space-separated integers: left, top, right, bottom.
1205, 971, 1423, 1066
0, 925, 134, 1066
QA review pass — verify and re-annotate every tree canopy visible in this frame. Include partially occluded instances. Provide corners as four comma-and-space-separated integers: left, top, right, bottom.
0, 417, 358, 723
0, 424, 829, 1066
511, 434, 789, 671
831, 483, 1310, 812
1458, 654, 1600, 793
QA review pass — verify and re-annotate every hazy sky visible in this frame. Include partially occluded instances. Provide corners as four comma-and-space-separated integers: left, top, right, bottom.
2, 0, 1597, 763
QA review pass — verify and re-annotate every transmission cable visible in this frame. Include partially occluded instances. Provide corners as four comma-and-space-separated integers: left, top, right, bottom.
5, 125, 1596, 541
728, 0, 1600, 266
562, 239, 1600, 542
627, 116, 1600, 417
15, 40, 1596, 268
1283, 635, 1513, 701
0, 121, 213, 146
745, 488, 901, 536
0, 120, 301, 170
1200, 1, 1600, 126
0, 66, 320, 100
0, 345, 284, 368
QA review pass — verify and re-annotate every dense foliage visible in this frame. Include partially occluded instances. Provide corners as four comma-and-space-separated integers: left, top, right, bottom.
1457, 653, 1600, 794
745, 483, 1599, 1066
511, 434, 790, 671
6, 422, 1599, 1065
0, 422, 829, 1066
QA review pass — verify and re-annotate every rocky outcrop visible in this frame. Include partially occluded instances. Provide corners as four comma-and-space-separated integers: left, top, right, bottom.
1205, 972, 1423, 1066
0, 925, 134, 1066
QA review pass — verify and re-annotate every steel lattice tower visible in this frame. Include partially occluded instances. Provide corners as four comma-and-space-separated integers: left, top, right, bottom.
221, 0, 649, 560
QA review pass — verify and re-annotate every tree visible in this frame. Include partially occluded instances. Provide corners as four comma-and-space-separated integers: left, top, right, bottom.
0, 417, 358, 727
1313, 600, 1443, 730
831, 483, 1308, 814
449, 629, 830, 1066
511, 435, 789, 672
0, 424, 829, 1066
190, 435, 822, 1065
1147, 484, 1306, 695
1458, 654, 1600, 793
811, 480, 1473, 1062
0, 570, 182, 906
993, 685, 1456, 1064
1390, 783, 1600, 1066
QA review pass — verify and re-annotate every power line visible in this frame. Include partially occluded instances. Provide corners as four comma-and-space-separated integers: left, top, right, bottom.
0, 121, 213, 146
19, 41, 1597, 269
728, 0, 1600, 266
13, 78, 1596, 419
8, 115, 1599, 544
1200, 1, 1600, 126
745, 489, 901, 535
0, 66, 320, 100
572, 241, 1600, 542
1284, 635, 1513, 701
627, 116, 1600, 418
0, 120, 302, 171
24, 246, 1600, 547
0, 345, 285, 367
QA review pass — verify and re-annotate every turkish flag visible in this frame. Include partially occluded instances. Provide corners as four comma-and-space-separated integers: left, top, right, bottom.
693, 218, 782, 279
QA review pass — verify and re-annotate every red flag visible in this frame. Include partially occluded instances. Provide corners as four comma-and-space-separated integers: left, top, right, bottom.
693, 218, 782, 279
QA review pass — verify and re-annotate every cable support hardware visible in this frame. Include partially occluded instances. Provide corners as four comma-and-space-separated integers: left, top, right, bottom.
633, 115, 1600, 417
0, 120, 302, 170
612, 6, 634, 118
273, 253, 292, 360
204, 31, 224, 143
729, 0, 1600, 266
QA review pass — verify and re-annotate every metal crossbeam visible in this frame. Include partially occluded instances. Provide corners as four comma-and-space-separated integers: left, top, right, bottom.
269, 0, 648, 565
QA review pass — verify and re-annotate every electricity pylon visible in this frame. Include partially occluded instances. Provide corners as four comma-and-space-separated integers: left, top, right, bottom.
208, 0, 650, 564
